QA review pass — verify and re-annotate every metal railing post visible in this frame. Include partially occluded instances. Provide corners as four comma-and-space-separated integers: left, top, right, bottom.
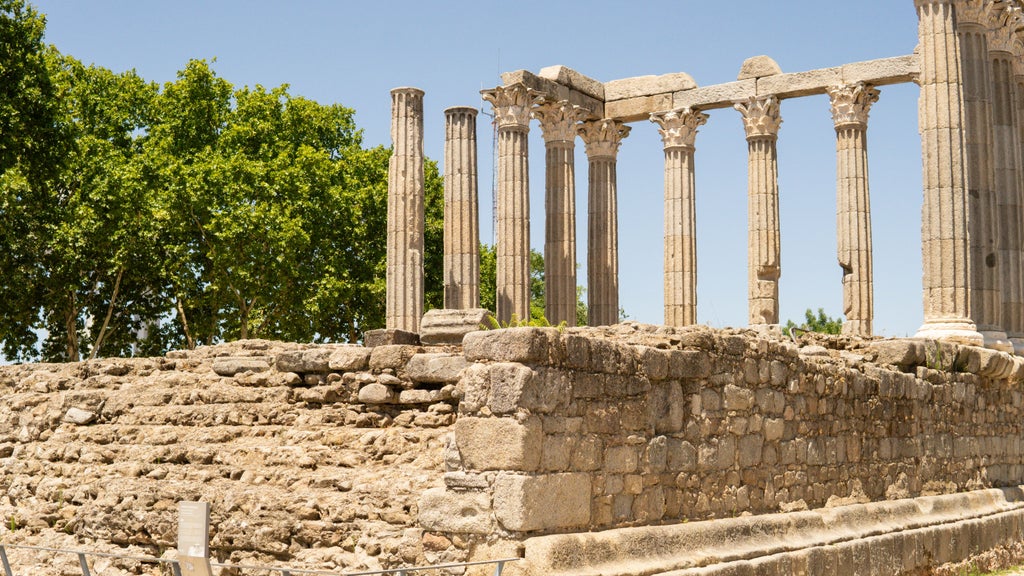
0, 545, 12, 576
77, 552, 91, 576
493, 560, 506, 576
170, 560, 183, 576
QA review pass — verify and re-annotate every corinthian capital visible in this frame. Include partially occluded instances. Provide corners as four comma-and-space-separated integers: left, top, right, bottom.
577, 119, 631, 158
828, 83, 880, 129
649, 107, 708, 150
481, 84, 541, 130
734, 96, 782, 140
532, 99, 588, 143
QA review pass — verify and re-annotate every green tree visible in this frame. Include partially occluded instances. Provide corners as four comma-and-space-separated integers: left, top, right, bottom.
783, 308, 843, 337
479, 244, 587, 325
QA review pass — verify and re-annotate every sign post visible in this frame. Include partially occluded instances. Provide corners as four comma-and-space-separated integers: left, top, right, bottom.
177, 501, 213, 576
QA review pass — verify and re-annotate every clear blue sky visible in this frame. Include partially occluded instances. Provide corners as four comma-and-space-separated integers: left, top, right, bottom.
33, 0, 924, 336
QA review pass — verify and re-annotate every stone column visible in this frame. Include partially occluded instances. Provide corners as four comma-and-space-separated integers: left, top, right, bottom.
481, 84, 538, 324
579, 118, 631, 327
386, 87, 425, 333
828, 83, 878, 338
443, 106, 480, 310
1011, 66, 1024, 354
992, 52, 1024, 353
651, 108, 708, 327
735, 96, 783, 327
913, 0, 982, 345
959, 24, 1010, 350
533, 100, 586, 326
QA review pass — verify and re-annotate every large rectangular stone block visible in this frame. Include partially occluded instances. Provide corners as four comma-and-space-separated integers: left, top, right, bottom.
493, 472, 591, 532
454, 416, 542, 471
418, 487, 495, 534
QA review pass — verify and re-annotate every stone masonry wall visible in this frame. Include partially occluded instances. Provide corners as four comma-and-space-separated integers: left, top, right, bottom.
418, 324, 1024, 567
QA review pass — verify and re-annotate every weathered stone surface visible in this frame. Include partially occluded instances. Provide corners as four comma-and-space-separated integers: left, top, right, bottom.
605, 72, 697, 101
443, 107, 481, 311
868, 340, 925, 367
364, 328, 420, 348
276, 348, 333, 373
358, 383, 396, 404
463, 327, 560, 364
737, 55, 782, 80
417, 487, 494, 534
537, 64, 605, 101
369, 345, 423, 372
492, 472, 591, 532
386, 87, 425, 333
211, 357, 271, 376
405, 353, 468, 384
453, 416, 542, 471
63, 407, 96, 425
419, 309, 492, 346
327, 346, 371, 372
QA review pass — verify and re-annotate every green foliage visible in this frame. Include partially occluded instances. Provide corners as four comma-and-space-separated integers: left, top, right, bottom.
783, 308, 843, 337
478, 244, 587, 325
0, 2, 445, 360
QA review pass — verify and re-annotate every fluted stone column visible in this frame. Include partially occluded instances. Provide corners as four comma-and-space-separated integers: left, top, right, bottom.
735, 96, 783, 327
992, 52, 1024, 353
533, 100, 586, 326
481, 84, 537, 323
913, 0, 983, 345
386, 87, 425, 333
579, 119, 631, 327
828, 83, 878, 337
1011, 68, 1024, 353
651, 108, 708, 327
959, 24, 1010, 350
443, 106, 480, 310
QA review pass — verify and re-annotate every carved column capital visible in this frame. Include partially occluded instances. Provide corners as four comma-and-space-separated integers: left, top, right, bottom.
650, 107, 708, 150
578, 119, 631, 158
481, 84, 541, 131
734, 96, 782, 140
914, 0, 955, 7
828, 83, 880, 130
532, 99, 588, 144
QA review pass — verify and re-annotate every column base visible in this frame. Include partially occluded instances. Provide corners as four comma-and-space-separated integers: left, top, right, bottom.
1009, 337, 1024, 356
914, 318, 984, 347
978, 328, 1015, 353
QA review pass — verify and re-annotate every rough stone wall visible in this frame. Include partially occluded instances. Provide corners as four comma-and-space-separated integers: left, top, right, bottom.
0, 339, 465, 575
419, 324, 1024, 566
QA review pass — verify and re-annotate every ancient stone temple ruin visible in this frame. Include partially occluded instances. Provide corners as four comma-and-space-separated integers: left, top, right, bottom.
386, 0, 1024, 354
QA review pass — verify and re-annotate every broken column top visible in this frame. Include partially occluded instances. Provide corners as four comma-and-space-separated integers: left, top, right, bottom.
737, 55, 783, 80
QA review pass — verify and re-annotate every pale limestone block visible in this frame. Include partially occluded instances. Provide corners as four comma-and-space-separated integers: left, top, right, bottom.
638, 346, 670, 380
276, 348, 333, 373
500, 69, 603, 118
326, 347, 370, 372
571, 435, 603, 471
417, 487, 494, 534
538, 65, 605, 101
672, 79, 757, 111
667, 438, 697, 472
605, 445, 640, 474
541, 434, 574, 471
604, 94, 673, 123
404, 353, 468, 384
651, 381, 685, 434
463, 327, 559, 364
737, 55, 783, 80
764, 418, 785, 441
604, 72, 697, 101
755, 67, 841, 98
488, 362, 536, 414
454, 415, 542, 471
492, 472, 591, 531
840, 54, 918, 86
369, 344, 422, 371
64, 407, 96, 425
211, 357, 270, 377
357, 383, 395, 404
723, 384, 755, 411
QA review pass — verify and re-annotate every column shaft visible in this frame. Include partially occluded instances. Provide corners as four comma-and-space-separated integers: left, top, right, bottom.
992, 56, 1023, 349
386, 87, 425, 332
829, 83, 878, 337
443, 107, 480, 310
913, 0, 983, 345
735, 97, 782, 326
651, 109, 707, 327
482, 84, 536, 323
960, 25, 1009, 349
580, 119, 631, 327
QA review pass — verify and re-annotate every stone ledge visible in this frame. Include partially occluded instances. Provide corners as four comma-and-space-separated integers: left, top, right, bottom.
518, 487, 1024, 576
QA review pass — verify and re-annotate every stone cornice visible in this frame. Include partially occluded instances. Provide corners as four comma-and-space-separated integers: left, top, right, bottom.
649, 107, 708, 150
578, 119, 631, 158
828, 83, 880, 129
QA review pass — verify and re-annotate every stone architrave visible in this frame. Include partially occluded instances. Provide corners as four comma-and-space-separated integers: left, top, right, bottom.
828, 83, 878, 337
992, 52, 1024, 353
386, 87, 425, 333
443, 106, 481, 310
578, 118, 631, 327
959, 23, 1010, 351
650, 108, 708, 327
533, 100, 588, 326
912, 0, 983, 345
735, 96, 783, 327
482, 84, 540, 324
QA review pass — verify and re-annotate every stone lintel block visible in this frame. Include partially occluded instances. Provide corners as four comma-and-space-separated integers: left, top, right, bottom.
454, 415, 542, 471
420, 308, 494, 346
369, 344, 424, 371
417, 487, 495, 534
405, 353, 469, 383
605, 72, 697, 101
738, 55, 783, 80
327, 346, 371, 372
672, 79, 757, 111
841, 54, 917, 86
604, 93, 673, 123
500, 69, 604, 118
463, 327, 562, 365
755, 67, 842, 98
364, 328, 420, 348
493, 472, 591, 532
538, 64, 605, 101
